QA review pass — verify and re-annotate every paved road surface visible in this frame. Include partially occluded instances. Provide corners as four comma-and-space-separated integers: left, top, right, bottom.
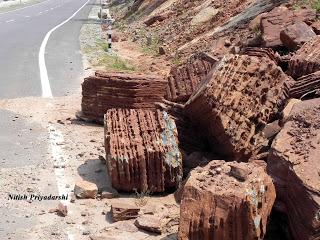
0, 0, 92, 98
0, 0, 93, 238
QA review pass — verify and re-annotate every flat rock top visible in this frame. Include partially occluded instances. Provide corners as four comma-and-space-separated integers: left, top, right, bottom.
94, 70, 165, 82
186, 160, 269, 198
272, 98, 320, 191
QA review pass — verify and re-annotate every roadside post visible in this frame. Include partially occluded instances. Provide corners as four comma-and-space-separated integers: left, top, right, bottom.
99, 0, 114, 55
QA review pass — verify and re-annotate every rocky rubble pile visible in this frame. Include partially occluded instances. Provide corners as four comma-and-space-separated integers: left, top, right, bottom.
79, 1, 320, 239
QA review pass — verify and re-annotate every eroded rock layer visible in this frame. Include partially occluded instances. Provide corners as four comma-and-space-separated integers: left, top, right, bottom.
268, 98, 320, 240
289, 71, 320, 99
185, 54, 293, 159
165, 53, 218, 103
178, 160, 276, 240
261, 6, 316, 48
81, 71, 168, 122
242, 47, 280, 64
287, 36, 320, 79
104, 108, 182, 193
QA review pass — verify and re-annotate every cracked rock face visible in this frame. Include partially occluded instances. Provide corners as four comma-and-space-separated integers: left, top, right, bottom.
287, 36, 320, 79
104, 108, 182, 193
261, 6, 316, 48
268, 98, 320, 240
165, 53, 218, 103
178, 160, 276, 240
185, 54, 293, 160
81, 71, 168, 122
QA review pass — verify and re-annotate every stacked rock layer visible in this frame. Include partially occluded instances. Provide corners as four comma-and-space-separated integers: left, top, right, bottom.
185, 54, 293, 160
81, 71, 168, 122
104, 108, 182, 193
178, 160, 276, 240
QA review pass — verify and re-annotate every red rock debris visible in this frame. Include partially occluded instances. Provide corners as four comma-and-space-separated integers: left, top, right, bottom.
165, 53, 218, 103
268, 98, 320, 240
178, 160, 276, 240
287, 36, 320, 79
261, 6, 316, 48
81, 71, 168, 122
289, 71, 320, 99
185, 54, 293, 160
104, 108, 182, 193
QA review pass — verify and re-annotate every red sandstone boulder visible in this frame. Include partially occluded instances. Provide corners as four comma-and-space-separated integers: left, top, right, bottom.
165, 53, 218, 103
261, 6, 316, 48
267, 98, 320, 240
80, 71, 168, 123
111, 202, 140, 222
185, 54, 293, 160
280, 22, 316, 51
104, 108, 182, 193
287, 36, 320, 79
289, 71, 320, 99
178, 160, 276, 240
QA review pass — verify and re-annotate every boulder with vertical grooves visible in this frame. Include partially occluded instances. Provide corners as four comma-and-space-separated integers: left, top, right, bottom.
104, 108, 182, 193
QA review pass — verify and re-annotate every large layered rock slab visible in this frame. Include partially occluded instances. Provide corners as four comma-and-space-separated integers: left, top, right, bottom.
280, 21, 316, 51
261, 6, 316, 48
287, 36, 320, 79
289, 71, 320, 99
165, 53, 218, 103
104, 108, 182, 193
81, 71, 168, 122
268, 98, 320, 240
178, 160, 276, 240
185, 54, 293, 160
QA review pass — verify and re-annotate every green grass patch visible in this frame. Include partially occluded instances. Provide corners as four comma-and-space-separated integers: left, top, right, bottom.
98, 54, 136, 72
141, 36, 160, 55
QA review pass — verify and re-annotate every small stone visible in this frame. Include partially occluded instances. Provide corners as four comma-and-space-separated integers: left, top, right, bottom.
57, 203, 68, 217
134, 215, 162, 234
74, 180, 98, 199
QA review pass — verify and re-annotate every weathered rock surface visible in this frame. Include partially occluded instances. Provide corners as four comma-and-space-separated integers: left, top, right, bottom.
280, 21, 316, 51
261, 6, 316, 48
165, 53, 218, 103
81, 71, 168, 122
111, 202, 140, 222
267, 98, 320, 240
185, 54, 293, 160
134, 215, 162, 234
74, 180, 98, 199
105, 108, 182, 192
287, 36, 320, 79
178, 160, 276, 240
242, 47, 280, 64
289, 71, 320, 99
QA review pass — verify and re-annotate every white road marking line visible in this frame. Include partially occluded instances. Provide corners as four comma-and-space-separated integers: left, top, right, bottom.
25, 15, 30, 18
45, 9, 49, 12
5, 19, 14, 23
38, 0, 90, 98
0, 0, 50, 15
38, 11, 43, 14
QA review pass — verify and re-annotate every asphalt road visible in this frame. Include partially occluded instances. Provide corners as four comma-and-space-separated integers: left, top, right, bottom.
0, 1, 93, 238
0, 0, 93, 98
